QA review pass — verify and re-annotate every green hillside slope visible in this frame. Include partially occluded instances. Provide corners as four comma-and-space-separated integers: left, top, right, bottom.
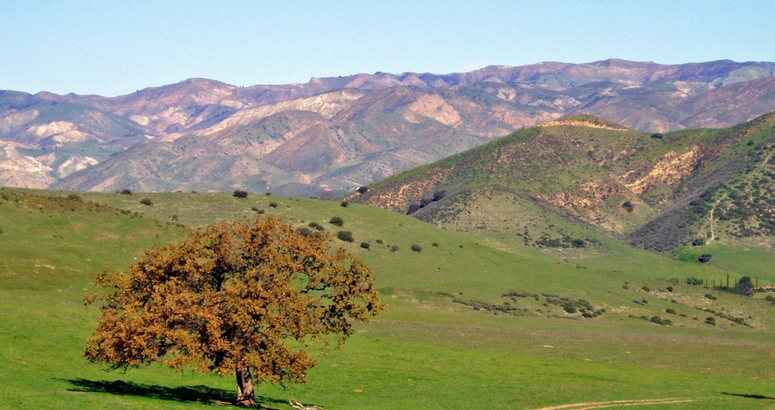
4, 188, 775, 408
351, 112, 775, 255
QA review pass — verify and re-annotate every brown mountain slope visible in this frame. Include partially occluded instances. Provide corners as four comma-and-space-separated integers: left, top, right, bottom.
4, 59, 775, 193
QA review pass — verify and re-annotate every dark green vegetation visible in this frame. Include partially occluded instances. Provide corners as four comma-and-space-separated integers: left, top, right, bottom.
4, 188, 775, 408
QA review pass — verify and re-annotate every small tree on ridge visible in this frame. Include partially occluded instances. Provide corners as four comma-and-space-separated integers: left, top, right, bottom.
84, 216, 383, 406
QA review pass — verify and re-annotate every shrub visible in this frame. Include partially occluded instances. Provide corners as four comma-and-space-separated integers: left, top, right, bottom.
251, 206, 259, 212
665, 308, 676, 315
340, 201, 349, 208
650, 316, 672, 326
308, 222, 325, 231
692, 238, 706, 246
666, 286, 674, 292
686, 277, 704, 286
357, 186, 368, 194
704, 293, 717, 300
297, 227, 312, 236
432, 190, 448, 201
375, 239, 383, 244
622, 200, 634, 213
705, 316, 716, 326
256, 209, 265, 214
330, 216, 344, 226
140, 198, 153, 206
265, 192, 271, 196
233, 190, 248, 198
337, 231, 354, 242
733, 276, 755, 296
411, 244, 423, 252
390, 245, 400, 252
642, 286, 651, 292
119, 189, 133, 195
431, 242, 439, 247
651, 133, 664, 139
360, 242, 370, 250
0, 228, 3, 235
562, 304, 577, 314
67, 193, 82, 201
269, 202, 278, 208
698, 254, 713, 263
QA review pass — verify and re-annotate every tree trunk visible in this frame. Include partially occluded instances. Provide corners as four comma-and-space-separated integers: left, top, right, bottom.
236, 367, 256, 406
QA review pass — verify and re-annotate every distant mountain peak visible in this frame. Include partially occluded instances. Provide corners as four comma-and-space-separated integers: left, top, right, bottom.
3, 60, 775, 196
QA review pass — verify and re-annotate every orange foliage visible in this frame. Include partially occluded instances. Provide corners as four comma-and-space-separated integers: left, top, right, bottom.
84, 216, 383, 404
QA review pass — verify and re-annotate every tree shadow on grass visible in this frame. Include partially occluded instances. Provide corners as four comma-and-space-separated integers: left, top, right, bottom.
61, 378, 287, 407
722, 392, 775, 401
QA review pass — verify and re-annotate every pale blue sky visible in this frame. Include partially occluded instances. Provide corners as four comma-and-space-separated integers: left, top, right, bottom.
2, 0, 774, 96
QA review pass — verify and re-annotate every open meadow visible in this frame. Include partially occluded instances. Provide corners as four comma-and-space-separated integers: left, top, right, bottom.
3, 188, 775, 409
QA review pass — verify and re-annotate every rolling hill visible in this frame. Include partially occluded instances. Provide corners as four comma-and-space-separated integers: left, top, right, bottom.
349, 112, 775, 255
3, 187, 775, 408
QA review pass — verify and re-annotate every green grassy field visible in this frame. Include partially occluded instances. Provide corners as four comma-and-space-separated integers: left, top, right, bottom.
3, 188, 775, 409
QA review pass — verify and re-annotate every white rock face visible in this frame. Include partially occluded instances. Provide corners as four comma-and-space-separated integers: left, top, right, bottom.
0, 110, 39, 134
0, 141, 55, 187
56, 155, 99, 178
28, 121, 78, 138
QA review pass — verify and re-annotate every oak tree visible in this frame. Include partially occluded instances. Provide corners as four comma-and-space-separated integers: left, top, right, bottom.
84, 216, 383, 406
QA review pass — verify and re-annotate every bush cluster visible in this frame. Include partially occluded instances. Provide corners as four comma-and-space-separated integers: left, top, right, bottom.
330, 217, 344, 226
336, 231, 354, 242
698, 254, 713, 263
650, 316, 672, 326
406, 190, 448, 214
686, 277, 704, 286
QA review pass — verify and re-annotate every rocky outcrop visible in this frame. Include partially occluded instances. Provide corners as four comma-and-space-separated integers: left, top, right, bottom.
624, 146, 701, 195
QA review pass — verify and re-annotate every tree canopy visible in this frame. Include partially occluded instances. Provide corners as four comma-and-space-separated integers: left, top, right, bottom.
84, 216, 383, 406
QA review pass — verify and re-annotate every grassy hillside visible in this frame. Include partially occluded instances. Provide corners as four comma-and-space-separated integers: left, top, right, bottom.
350, 112, 775, 257
4, 188, 775, 408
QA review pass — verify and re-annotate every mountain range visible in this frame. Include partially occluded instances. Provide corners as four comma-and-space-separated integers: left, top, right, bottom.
2, 59, 775, 195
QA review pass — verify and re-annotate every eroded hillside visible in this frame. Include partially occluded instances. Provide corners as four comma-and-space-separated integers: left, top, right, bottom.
3, 60, 775, 194
351, 112, 775, 252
